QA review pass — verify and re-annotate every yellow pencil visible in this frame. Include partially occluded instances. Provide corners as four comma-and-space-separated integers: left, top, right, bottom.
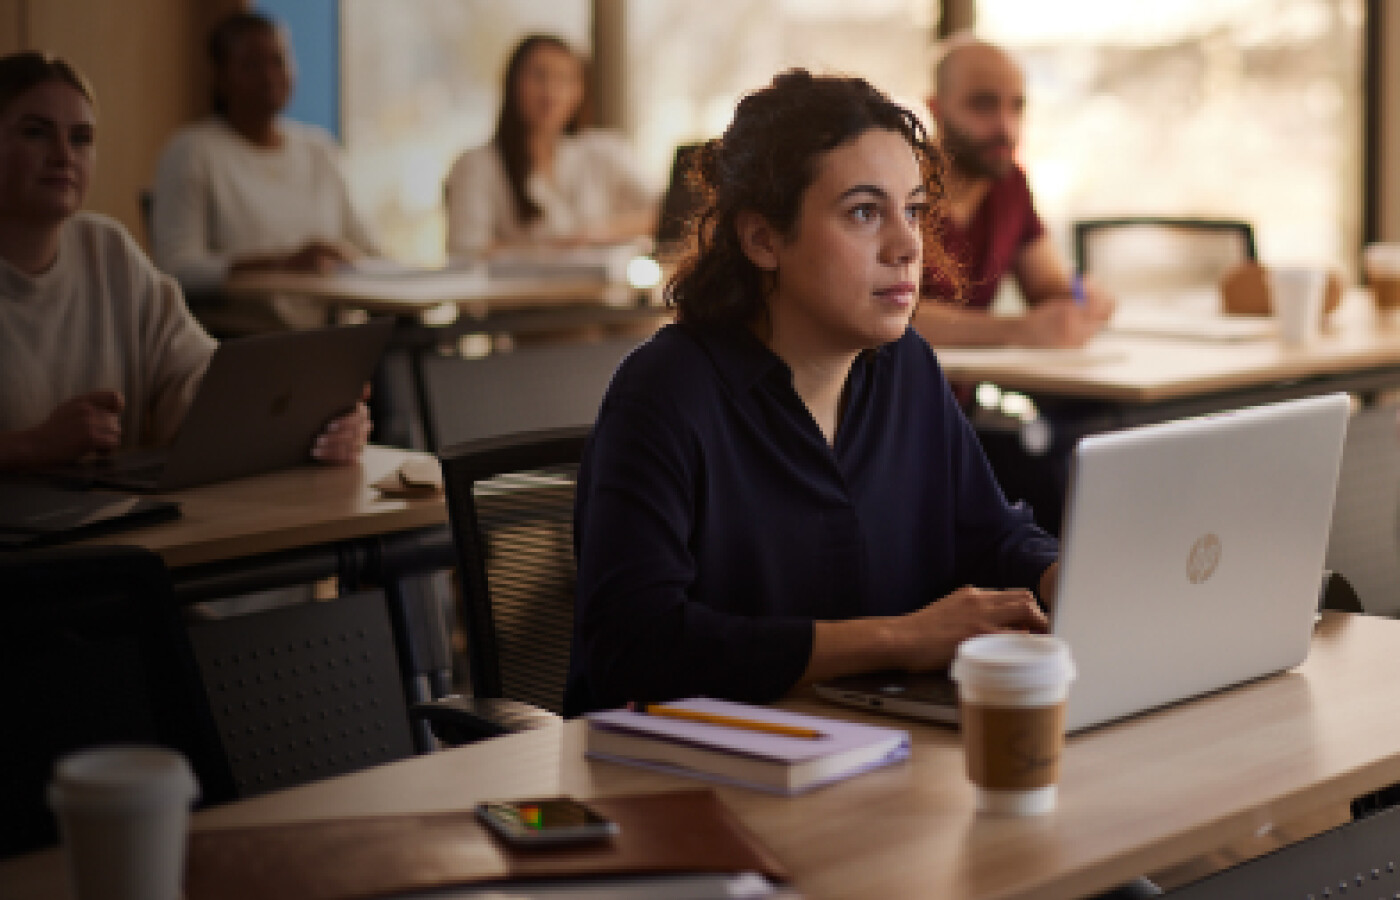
640, 704, 823, 740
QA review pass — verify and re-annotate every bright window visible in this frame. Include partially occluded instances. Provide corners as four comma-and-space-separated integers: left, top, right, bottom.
625, 0, 940, 188
340, 0, 590, 265
976, 0, 1366, 274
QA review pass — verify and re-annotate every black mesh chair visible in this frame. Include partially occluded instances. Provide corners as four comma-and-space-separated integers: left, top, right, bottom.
184, 590, 422, 796
1073, 217, 1257, 299
1, 547, 523, 858
438, 427, 592, 725
417, 336, 642, 452
183, 585, 528, 789
0, 546, 235, 858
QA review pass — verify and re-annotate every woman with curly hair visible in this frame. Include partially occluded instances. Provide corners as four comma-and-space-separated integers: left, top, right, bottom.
566, 69, 1059, 716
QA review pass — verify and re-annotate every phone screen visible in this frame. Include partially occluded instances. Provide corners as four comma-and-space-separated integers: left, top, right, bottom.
477, 798, 617, 846
498, 799, 608, 830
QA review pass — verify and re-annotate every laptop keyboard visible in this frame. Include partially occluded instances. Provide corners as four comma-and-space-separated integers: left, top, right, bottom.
822, 670, 959, 704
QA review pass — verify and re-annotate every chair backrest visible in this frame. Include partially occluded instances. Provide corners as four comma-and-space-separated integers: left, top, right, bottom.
0, 546, 234, 858
418, 336, 641, 451
439, 427, 591, 715
655, 142, 706, 250
1073, 217, 1257, 300
184, 589, 419, 797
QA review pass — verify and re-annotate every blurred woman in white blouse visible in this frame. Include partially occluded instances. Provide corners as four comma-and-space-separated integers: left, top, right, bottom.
445, 34, 657, 260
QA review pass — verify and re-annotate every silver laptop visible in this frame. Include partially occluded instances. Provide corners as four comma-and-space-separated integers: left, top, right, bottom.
58, 319, 393, 492
816, 392, 1351, 733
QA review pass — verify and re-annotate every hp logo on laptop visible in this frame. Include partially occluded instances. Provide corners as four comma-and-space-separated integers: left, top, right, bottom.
1186, 534, 1222, 584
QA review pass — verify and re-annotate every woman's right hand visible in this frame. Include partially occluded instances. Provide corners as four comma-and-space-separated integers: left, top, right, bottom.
802, 586, 1049, 687
895, 586, 1049, 672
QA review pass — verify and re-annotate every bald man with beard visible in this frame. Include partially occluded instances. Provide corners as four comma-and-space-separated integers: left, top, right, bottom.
915, 36, 1115, 348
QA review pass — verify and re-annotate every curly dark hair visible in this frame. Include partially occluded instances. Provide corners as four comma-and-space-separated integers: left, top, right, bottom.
0, 52, 96, 118
492, 34, 586, 228
668, 69, 958, 327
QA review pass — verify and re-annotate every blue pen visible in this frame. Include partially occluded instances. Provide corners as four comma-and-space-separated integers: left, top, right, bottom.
1070, 273, 1087, 307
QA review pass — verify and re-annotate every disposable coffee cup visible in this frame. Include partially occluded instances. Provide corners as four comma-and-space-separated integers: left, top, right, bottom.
47, 746, 199, 900
951, 634, 1076, 816
1364, 243, 1400, 313
1269, 266, 1327, 347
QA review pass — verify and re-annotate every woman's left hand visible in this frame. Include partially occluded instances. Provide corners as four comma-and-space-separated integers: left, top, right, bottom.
312, 384, 372, 464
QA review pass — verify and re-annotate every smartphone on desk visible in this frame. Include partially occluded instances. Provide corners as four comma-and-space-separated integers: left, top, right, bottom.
476, 797, 619, 848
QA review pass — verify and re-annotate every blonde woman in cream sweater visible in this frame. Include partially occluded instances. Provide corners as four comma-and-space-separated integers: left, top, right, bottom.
0, 52, 369, 471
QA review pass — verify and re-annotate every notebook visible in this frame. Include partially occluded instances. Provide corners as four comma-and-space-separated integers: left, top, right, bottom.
816, 393, 1350, 733
184, 790, 789, 900
586, 698, 910, 794
50, 319, 393, 492
0, 480, 178, 548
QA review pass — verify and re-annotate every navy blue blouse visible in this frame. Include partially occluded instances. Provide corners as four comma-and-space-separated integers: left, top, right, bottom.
565, 322, 1058, 715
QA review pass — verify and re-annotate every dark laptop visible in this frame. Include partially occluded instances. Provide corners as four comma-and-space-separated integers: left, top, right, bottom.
57, 319, 394, 493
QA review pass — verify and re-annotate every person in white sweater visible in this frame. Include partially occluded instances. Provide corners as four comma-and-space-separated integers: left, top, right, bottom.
445, 34, 657, 260
0, 52, 370, 472
150, 12, 378, 328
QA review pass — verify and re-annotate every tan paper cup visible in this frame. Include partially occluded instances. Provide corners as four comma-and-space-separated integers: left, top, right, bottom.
47, 746, 199, 900
1364, 244, 1400, 312
951, 634, 1076, 816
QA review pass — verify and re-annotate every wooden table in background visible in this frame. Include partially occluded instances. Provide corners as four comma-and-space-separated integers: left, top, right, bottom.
222, 269, 642, 319
6, 613, 1399, 900
933, 299, 1400, 406
222, 270, 670, 450
935, 292, 1400, 615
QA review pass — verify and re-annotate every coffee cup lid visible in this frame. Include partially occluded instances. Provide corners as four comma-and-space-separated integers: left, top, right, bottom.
950, 633, 1076, 692
49, 745, 198, 810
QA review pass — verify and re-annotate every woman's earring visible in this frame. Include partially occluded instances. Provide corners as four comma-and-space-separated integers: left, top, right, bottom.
762, 265, 779, 298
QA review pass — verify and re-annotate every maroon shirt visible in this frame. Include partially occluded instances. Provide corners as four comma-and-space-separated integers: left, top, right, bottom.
924, 164, 1044, 310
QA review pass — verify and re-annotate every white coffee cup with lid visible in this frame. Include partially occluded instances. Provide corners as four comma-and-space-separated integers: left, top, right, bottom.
47, 745, 199, 900
1269, 266, 1327, 347
951, 633, 1076, 816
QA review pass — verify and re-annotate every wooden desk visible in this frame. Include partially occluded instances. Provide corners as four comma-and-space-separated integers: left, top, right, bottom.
75, 446, 458, 715
6, 612, 1399, 900
76, 445, 446, 571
